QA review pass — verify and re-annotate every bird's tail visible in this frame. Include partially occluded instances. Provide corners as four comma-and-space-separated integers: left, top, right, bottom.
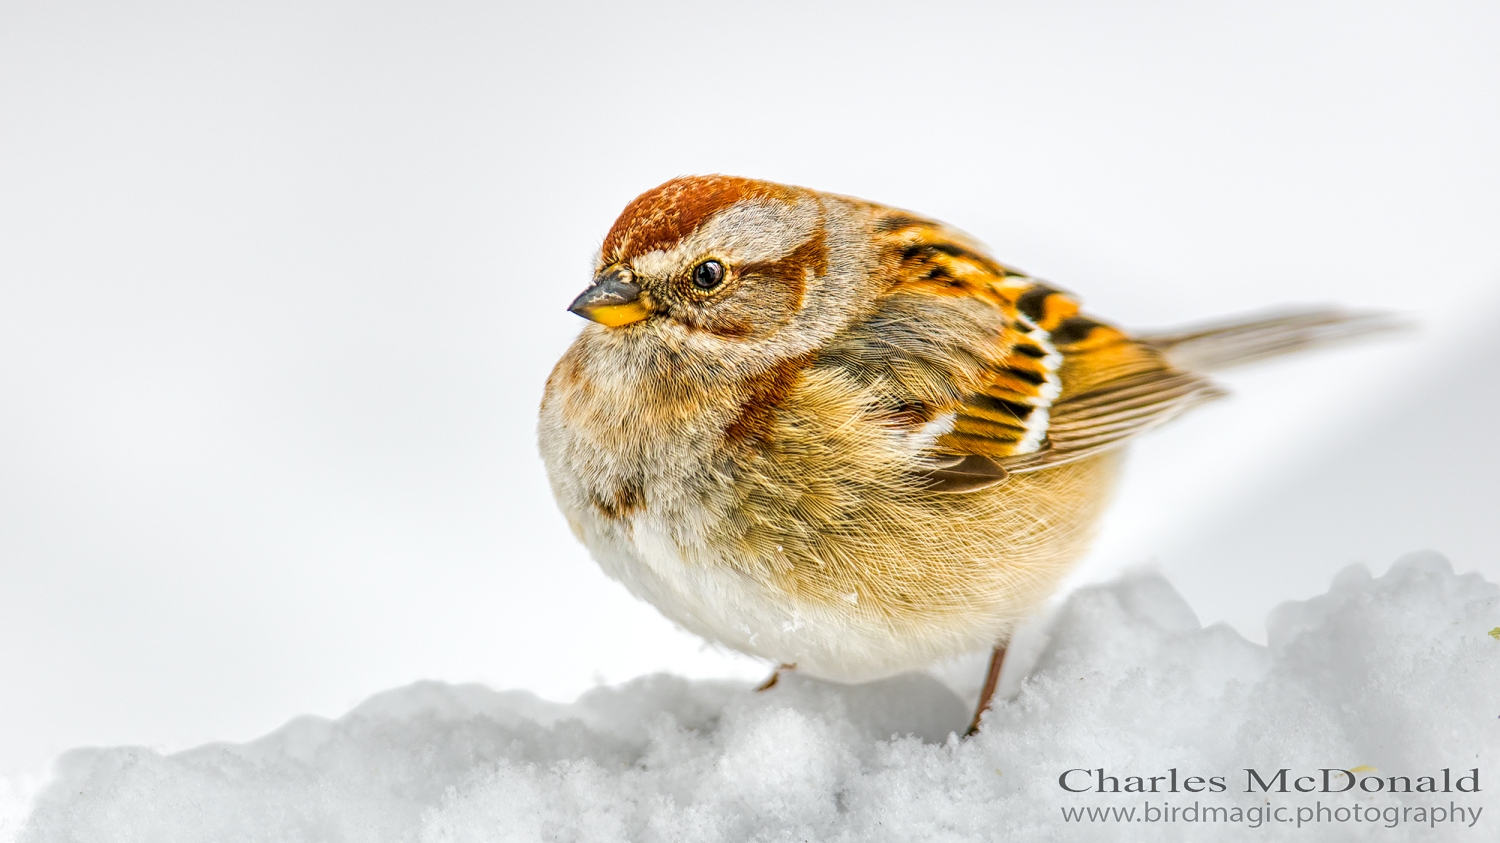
1137, 307, 1407, 374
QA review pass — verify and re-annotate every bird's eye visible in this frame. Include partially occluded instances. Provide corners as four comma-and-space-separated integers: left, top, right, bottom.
691, 259, 726, 291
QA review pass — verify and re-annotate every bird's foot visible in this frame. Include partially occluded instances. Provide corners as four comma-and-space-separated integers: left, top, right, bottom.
965, 645, 1008, 737
755, 663, 797, 692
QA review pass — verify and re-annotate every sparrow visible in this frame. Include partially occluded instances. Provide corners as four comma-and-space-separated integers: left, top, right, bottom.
537, 175, 1392, 733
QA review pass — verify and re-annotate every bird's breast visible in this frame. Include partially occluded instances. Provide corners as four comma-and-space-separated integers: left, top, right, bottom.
539, 342, 741, 545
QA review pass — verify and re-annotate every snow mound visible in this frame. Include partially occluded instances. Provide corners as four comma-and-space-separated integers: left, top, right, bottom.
20, 554, 1500, 842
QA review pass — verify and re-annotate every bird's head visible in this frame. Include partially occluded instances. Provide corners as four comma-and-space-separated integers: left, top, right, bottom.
566, 175, 874, 378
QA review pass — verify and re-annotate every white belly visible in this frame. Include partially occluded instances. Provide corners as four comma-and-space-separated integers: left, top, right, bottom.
581, 511, 1012, 683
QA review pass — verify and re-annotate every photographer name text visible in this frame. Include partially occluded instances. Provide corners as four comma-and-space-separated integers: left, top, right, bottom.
1058, 767, 1480, 795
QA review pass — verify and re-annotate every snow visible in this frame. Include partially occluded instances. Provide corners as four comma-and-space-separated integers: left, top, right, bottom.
16, 554, 1498, 842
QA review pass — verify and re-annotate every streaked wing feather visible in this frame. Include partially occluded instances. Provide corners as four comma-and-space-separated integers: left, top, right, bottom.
1000, 371, 1225, 473
920, 454, 1010, 492
1138, 307, 1408, 373
845, 212, 1227, 491
936, 284, 1227, 479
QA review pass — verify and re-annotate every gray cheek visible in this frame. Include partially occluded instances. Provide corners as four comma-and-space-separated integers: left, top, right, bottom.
716, 292, 797, 340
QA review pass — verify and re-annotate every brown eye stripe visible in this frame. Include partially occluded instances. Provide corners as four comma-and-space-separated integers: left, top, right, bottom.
734, 228, 827, 310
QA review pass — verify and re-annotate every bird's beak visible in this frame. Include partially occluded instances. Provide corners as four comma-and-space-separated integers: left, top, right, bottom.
568, 268, 649, 327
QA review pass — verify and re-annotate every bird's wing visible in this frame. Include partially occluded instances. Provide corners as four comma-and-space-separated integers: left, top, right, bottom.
973, 282, 1225, 477
825, 212, 1222, 492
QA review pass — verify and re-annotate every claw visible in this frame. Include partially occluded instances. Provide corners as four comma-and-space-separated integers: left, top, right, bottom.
754, 663, 796, 692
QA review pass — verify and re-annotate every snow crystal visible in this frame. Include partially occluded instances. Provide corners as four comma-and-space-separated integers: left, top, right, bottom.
18, 554, 1500, 842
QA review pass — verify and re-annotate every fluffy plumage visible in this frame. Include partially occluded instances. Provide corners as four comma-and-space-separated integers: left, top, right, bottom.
537, 175, 1388, 685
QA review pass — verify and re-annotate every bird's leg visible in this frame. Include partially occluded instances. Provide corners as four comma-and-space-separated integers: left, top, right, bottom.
965, 645, 1008, 736
755, 663, 796, 692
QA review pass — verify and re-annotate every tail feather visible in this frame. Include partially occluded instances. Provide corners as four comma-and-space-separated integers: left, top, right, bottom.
1138, 307, 1408, 373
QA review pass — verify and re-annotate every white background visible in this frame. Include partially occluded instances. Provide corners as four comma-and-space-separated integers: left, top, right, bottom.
1, 0, 1496, 776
